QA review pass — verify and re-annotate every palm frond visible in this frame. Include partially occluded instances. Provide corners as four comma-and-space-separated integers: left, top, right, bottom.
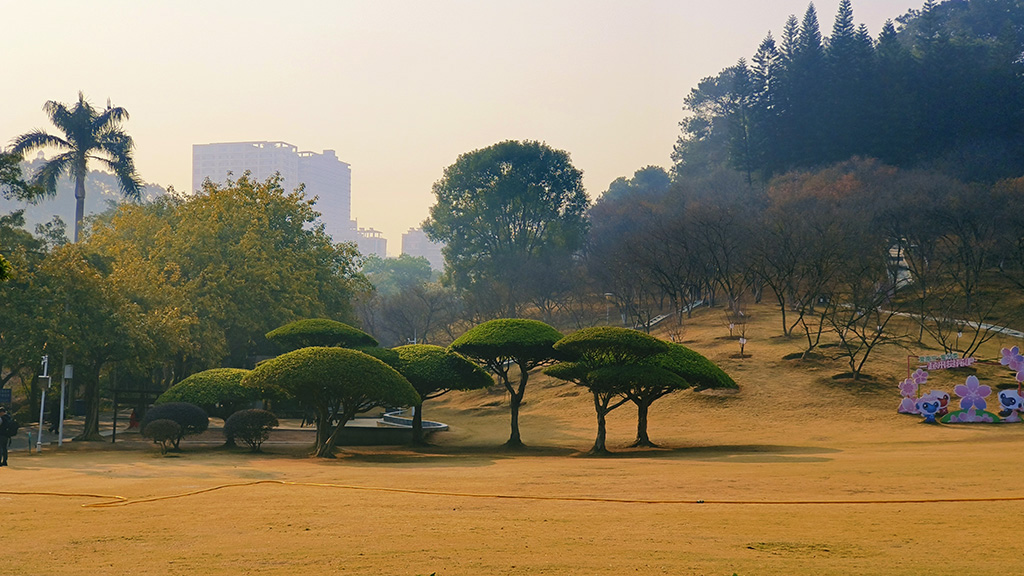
29, 151, 75, 196
10, 129, 69, 156
42, 99, 73, 133
95, 105, 130, 132
93, 155, 142, 200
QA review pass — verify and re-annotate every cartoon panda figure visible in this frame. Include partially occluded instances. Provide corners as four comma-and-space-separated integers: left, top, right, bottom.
997, 389, 1024, 422
917, 394, 943, 424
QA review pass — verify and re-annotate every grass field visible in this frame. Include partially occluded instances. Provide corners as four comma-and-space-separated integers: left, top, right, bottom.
4, 303, 1023, 575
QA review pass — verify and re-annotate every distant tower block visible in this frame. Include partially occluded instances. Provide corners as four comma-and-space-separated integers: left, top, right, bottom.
356, 225, 387, 258
192, 141, 354, 243
402, 227, 444, 271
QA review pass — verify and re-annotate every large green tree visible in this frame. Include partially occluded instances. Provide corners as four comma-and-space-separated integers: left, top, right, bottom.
242, 346, 419, 458
11, 92, 142, 242
390, 344, 492, 445
35, 242, 187, 440
547, 327, 675, 454
450, 318, 562, 448
423, 140, 589, 317
87, 174, 369, 371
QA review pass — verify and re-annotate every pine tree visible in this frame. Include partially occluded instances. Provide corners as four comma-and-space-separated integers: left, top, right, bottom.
751, 33, 784, 176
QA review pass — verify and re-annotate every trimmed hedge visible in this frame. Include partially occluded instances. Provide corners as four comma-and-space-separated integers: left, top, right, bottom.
266, 318, 378, 351
553, 326, 670, 362
156, 368, 257, 420
140, 402, 209, 450
242, 346, 420, 407
142, 419, 181, 455
655, 343, 738, 390
450, 318, 562, 363
224, 409, 279, 452
392, 344, 493, 395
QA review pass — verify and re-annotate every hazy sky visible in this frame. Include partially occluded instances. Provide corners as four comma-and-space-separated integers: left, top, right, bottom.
2, 0, 915, 255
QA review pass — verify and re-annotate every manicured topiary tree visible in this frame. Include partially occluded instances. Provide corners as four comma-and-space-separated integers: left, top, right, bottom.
142, 419, 180, 455
547, 326, 676, 454
266, 318, 378, 352
156, 368, 257, 421
242, 346, 420, 458
450, 318, 562, 448
224, 409, 279, 452
140, 402, 209, 450
391, 344, 493, 445
627, 342, 738, 447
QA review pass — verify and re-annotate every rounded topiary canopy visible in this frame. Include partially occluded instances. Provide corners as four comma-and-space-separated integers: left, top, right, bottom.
265, 318, 378, 351
655, 343, 738, 390
140, 402, 210, 437
242, 346, 420, 408
392, 344, 493, 396
156, 368, 255, 409
553, 326, 670, 361
450, 318, 562, 362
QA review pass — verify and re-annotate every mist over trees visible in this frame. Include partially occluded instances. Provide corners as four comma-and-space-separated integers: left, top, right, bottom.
2, 0, 1023, 441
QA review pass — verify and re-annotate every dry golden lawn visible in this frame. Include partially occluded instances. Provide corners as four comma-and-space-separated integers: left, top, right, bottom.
4, 303, 1024, 576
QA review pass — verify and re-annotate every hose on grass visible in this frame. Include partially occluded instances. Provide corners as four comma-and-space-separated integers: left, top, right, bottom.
5, 482, 1024, 508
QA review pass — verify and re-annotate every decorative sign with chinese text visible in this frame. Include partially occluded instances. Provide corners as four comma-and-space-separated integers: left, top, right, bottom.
898, 347, 1024, 424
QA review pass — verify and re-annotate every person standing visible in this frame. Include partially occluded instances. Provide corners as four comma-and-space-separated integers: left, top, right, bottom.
0, 406, 12, 466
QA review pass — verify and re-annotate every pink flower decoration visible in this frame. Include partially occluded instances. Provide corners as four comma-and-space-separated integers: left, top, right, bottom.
948, 407, 994, 423
911, 369, 929, 385
898, 397, 918, 414
954, 375, 990, 411
899, 378, 918, 397
1001, 347, 1024, 371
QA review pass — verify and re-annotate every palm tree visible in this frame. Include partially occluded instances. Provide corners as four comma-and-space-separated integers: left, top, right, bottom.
11, 92, 142, 242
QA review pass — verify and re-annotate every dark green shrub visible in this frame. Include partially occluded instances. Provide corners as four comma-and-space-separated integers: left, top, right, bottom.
142, 419, 181, 454
140, 402, 209, 450
224, 409, 279, 452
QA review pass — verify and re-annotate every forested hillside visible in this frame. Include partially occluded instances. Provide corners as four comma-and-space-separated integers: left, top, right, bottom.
673, 0, 1024, 184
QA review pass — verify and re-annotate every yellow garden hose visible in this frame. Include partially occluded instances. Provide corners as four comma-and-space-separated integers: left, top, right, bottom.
4, 481, 1024, 508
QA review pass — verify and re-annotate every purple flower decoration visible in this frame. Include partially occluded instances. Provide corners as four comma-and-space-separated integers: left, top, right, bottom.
954, 375, 990, 411
948, 407, 996, 424
899, 378, 918, 398
898, 397, 918, 414
911, 369, 929, 385
1001, 347, 1024, 371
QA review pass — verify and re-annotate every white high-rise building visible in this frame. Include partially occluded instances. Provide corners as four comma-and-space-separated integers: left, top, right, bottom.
192, 141, 355, 242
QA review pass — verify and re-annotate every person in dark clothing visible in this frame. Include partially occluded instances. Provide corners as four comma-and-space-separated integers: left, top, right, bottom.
0, 405, 12, 466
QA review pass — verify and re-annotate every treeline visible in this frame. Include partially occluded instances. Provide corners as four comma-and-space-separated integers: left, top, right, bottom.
0, 175, 366, 438
675, 0, 1024, 183
586, 161, 1024, 378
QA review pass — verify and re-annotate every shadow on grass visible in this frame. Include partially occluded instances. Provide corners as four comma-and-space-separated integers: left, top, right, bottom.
572, 443, 839, 463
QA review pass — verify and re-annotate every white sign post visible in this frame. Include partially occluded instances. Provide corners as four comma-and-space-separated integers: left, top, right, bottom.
36, 356, 50, 453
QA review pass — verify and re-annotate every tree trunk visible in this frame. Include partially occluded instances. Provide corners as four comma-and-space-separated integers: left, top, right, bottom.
316, 414, 351, 458
411, 403, 426, 446
630, 399, 657, 448
505, 389, 524, 448
73, 170, 86, 243
313, 406, 332, 457
74, 363, 103, 441
589, 391, 609, 455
